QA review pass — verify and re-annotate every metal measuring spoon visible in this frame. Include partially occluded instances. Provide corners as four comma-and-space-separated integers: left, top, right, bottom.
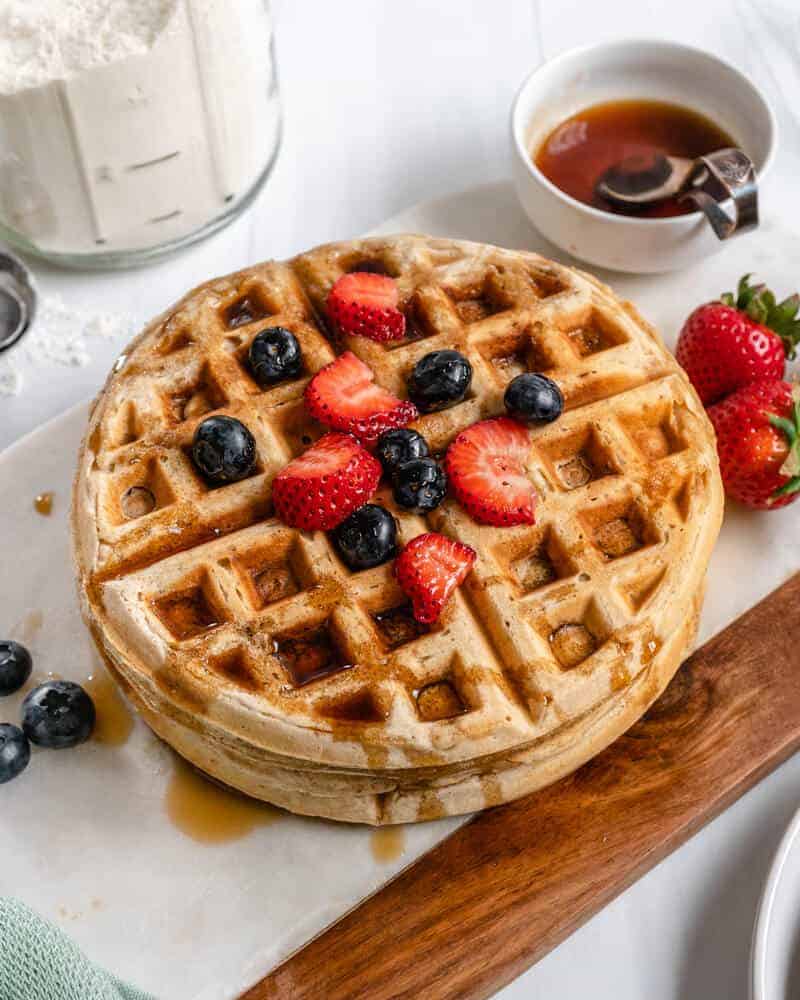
596, 147, 758, 240
0, 247, 36, 354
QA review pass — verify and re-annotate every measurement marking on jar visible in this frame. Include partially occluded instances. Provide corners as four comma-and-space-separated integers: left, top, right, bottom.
127, 151, 181, 172
148, 209, 183, 224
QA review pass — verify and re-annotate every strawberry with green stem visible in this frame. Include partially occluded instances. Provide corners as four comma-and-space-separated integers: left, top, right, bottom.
676, 275, 800, 405
708, 379, 800, 510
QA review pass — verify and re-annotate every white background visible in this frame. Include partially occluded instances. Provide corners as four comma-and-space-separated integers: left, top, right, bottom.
1, 1, 799, 998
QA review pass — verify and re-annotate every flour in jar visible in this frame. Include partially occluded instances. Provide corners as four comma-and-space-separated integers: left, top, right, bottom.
0, 1, 178, 93
0, 0, 280, 256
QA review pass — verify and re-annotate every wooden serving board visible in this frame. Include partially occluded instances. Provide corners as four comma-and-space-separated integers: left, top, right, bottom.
245, 573, 800, 1000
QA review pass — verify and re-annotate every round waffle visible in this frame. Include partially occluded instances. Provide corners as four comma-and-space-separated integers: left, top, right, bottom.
73, 235, 723, 824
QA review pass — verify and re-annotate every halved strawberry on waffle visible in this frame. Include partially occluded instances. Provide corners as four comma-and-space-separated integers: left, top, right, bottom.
445, 417, 537, 526
304, 351, 418, 447
272, 432, 381, 531
395, 532, 476, 624
327, 272, 406, 343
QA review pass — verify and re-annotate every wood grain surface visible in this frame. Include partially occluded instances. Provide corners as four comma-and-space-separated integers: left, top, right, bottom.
244, 574, 800, 1000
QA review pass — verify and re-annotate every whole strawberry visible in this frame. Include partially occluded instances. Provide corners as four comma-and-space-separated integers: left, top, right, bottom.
708, 379, 800, 510
676, 275, 800, 405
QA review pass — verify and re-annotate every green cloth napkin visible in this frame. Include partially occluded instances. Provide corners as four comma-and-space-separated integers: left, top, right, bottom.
0, 898, 157, 1000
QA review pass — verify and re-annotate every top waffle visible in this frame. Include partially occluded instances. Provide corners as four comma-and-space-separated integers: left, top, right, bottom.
73, 235, 723, 814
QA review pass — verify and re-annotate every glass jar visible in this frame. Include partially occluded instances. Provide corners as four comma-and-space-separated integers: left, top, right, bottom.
0, 0, 281, 268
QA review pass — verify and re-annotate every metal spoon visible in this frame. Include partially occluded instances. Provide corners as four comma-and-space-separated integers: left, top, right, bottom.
596, 147, 758, 240
0, 246, 36, 354
597, 152, 694, 205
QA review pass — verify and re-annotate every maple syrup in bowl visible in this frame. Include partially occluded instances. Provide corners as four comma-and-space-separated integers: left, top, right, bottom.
534, 99, 736, 219
511, 40, 777, 272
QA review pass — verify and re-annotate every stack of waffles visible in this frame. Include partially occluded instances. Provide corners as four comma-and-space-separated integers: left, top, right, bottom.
72, 236, 723, 824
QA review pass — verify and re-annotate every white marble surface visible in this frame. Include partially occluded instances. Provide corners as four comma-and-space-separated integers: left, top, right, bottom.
1, 1, 799, 998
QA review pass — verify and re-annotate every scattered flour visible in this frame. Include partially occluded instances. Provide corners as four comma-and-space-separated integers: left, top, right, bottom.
0, 293, 134, 397
0, 358, 21, 397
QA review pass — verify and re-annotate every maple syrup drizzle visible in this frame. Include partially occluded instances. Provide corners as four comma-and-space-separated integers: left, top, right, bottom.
534, 98, 735, 218
165, 756, 282, 844
33, 492, 54, 516
84, 669, 135, 746
370, 826, 406, 863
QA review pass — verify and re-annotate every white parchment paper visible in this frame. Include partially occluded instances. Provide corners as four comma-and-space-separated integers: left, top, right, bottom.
0, 184, 797, 999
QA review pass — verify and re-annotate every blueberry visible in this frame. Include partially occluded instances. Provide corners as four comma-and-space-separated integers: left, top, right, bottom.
0, 640, 32, 695
332, 504, 398, 571
375, 428, 429, 474
408, 350, 472, 413
0, 724, 30, 783
21, 681, 95, 749
192, 415, 257, 484
505, 373, 564, 425
392, 458, 447, 513
248, 326, 302, 387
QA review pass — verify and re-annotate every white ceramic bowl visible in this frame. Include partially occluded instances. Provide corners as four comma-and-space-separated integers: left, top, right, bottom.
751, 805, 800, 1000
510, 39, 777, 273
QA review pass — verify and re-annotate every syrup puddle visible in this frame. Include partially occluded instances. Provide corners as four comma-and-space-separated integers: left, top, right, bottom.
370, 826, 406, 863
165, 756, 282, 844
33, 491, 54, 516
84, 670, 134, 746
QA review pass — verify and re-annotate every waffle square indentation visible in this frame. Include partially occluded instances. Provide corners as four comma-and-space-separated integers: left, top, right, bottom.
153, 575, 225, 641
165, 363, 228, 423
221, 289, 271, 329
545, 599, 611, 670
580, 497, 659, 562
414, 679, 467, 721
372, 603, 429, 650
539, 426, 620, 491
476, 322, 558, 383
623, 401, 687, 461
231, 535, 304, 611
510, 529, 577, 594
114, 457, 176, 523
564, 310, 628, 358
273, 622, 354, 688
210, 647, 260, 691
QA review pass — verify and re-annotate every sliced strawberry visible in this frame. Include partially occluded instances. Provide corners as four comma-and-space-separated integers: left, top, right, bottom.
304, 351, 418, 446
272, 432, 381, 531
445, 417, 536, 526
327, 272, 406, 343
394, 532, 476, 624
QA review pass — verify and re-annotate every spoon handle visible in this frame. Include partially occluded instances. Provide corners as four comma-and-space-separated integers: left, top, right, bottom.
679, 148, 758, 240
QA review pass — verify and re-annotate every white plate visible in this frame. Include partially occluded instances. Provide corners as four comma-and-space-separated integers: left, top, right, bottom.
752, 808, 800, 1000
